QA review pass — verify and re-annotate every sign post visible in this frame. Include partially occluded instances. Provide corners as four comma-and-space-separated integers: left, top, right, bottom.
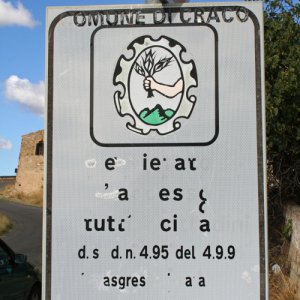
45, 2, 268, 299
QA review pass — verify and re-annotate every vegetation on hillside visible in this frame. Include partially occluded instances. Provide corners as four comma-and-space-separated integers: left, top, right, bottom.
0, 183, 43, 207
265, 0, 300, 205
265, 0, 300, 298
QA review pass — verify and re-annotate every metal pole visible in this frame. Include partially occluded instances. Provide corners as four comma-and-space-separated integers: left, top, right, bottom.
145, 0, 189, 4
145, 0, 188, 23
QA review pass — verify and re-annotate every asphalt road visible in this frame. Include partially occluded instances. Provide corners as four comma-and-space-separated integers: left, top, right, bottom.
0, 198, 42, 270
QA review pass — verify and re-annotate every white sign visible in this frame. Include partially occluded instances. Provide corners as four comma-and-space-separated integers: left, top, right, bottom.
45, 2, 267, 299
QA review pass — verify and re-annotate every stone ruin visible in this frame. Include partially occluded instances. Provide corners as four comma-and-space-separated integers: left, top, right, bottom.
15, 130, 44, 195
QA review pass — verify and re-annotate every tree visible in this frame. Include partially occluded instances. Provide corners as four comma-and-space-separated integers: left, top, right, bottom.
264, 0, 300, 203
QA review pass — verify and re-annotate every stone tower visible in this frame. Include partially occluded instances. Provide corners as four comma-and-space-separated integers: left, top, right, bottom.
15, 130, 44, 195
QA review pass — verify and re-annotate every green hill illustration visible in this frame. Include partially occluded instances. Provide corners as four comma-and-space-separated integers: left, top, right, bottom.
139, 104, 175, 125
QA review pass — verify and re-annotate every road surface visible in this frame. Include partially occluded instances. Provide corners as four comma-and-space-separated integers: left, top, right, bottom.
0, 198, 42, 270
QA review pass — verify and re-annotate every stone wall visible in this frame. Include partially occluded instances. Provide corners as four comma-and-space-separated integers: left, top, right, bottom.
0, 176, 16, 190
15, 130, 44, 195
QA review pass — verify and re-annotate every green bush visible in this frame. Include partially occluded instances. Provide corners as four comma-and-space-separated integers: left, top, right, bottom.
265, 0, 300, 203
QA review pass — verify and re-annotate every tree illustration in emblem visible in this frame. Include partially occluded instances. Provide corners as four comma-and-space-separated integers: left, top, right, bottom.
134, 48, 184, 126
134, 49, 174, 98
114, 35, 197, 133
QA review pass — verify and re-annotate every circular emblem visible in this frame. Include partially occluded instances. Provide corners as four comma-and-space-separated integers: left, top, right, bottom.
113, 35, 198, 135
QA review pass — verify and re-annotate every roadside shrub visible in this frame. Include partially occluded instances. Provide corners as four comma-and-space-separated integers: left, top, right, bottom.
265, 0, 300, 204
0, 213, 13, 237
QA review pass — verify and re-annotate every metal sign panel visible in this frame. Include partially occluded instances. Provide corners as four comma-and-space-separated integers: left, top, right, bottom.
45, 2, 267, 299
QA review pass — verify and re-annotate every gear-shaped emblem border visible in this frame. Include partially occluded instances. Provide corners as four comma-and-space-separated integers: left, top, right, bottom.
113, 35, 198, 135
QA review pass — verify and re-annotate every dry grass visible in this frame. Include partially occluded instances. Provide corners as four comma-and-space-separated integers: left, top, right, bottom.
0, 213, 13, 237
269, 214, 300, 299
0, 183, 43, 207
270, 269, 299, 300
0, 183, 15, 199
15, 190, 43, 207
267, 185, 300, 299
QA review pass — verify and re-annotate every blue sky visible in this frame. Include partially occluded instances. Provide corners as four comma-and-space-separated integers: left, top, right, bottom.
0, 0, 232, 175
